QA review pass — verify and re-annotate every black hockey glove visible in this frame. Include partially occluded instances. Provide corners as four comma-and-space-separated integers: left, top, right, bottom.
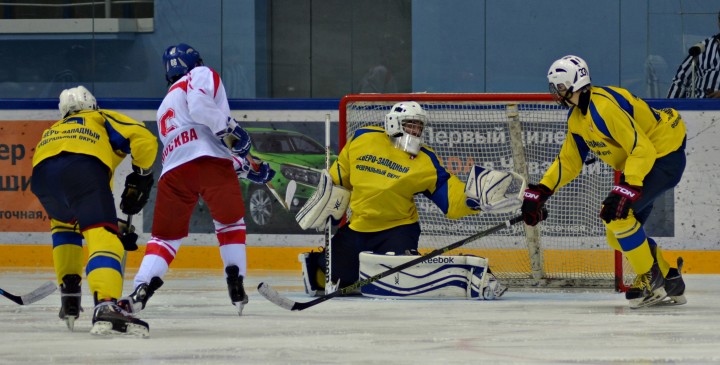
521, 184, 552, 226
599, 184, 642, 223
120, 167, 154, 215
117, 218, 138, 251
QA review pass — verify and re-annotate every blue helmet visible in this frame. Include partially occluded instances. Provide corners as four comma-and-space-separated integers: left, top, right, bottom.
162, 43, 203, 83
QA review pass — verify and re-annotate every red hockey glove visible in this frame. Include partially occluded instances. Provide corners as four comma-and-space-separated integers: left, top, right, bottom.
599, 184, 642, 223
521, 184, 552, 226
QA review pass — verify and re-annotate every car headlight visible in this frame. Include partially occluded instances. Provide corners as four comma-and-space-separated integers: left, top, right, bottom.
280, 164, 321, 186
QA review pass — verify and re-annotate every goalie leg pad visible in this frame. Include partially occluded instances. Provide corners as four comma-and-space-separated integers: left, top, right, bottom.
296, 170, 350, 230
299, 251, 326, 297
358, 252, 493, 300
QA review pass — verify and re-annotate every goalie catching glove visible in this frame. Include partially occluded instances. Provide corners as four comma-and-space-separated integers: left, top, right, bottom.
296, 170, 350, 230
464, 165, 524, 213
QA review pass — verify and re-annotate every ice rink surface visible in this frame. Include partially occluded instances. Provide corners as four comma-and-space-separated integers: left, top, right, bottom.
1, 269, 719, 365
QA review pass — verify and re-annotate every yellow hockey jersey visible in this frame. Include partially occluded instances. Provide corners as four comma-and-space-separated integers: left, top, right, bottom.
329, 126, 478, 233
32, 109, 158, 174
540, 86, 686, 189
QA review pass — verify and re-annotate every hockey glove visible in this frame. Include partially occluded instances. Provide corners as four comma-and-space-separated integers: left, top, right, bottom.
120, 167, 154, 215
521, 183, 552, 226
246, 161, 276, 184
599, 184, 642, 223
220, 118, 252, 157
232, 156, 276, 184
117, 218, 138, 251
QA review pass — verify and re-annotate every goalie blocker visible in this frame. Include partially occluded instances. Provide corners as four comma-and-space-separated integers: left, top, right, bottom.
299, 251, 507, 300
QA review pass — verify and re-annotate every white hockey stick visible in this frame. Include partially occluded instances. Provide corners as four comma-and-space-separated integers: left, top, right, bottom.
0, 281, 57, 305
246, 155, 289, 211
258, 215, 525, 311
284, 180, 297, 210
322, 113, 337, 294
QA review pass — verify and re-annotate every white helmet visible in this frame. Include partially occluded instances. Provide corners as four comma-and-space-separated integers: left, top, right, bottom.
384, 101, 428, 155
547, 55, 591, 106
59, 85, 97, 118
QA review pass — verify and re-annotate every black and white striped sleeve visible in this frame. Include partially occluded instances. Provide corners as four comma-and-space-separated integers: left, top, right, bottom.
667, 35, 720, 98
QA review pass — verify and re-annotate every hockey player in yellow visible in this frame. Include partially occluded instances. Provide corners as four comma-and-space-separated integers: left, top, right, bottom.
521, 55, 687, 308
297, 101, 523, 299
31, 85, 157, 335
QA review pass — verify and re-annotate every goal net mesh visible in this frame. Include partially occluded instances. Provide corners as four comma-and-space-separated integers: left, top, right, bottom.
340, 94, 631, 289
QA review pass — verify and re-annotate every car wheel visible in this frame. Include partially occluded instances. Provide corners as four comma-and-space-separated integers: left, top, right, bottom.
246, 185, 275, 230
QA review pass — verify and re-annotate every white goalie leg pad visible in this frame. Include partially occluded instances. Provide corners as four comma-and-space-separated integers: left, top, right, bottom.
358, 252, 491, 300
296, 170, 350, 230
299, 252, 324, 297
465, 165, 526, 214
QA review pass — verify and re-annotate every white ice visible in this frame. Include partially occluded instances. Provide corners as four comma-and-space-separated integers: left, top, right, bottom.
1, 270, 719, 365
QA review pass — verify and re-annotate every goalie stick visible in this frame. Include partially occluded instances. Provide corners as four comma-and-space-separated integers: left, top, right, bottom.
0, 281, 57, 305
258, 214, 526, 311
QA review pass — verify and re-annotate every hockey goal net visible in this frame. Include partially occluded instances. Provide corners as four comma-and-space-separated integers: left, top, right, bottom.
339, 93, 632, 290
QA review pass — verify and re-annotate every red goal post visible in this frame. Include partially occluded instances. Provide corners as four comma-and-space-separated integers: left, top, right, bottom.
339, 93, 631, 290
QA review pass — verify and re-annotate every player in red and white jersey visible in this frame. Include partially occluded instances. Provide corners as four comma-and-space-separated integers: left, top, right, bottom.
120, 43, 275, 319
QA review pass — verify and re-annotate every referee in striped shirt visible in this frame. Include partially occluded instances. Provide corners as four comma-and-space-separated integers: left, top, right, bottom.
667, 10, 720, 98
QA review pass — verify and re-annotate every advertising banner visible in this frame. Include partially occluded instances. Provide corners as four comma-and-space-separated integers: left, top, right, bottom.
0, 120, 54, 232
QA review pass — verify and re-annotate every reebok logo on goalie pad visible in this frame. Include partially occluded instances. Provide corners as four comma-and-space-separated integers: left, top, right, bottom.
425, 257, 455, 264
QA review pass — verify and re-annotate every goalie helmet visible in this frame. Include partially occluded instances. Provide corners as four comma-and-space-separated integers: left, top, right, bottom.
163, 43, 203, 84
384, 101, 428, 155
547, 55, 591, 107
58, 85, 97, 118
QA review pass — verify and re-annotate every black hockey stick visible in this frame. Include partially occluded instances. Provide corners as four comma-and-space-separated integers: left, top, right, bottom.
0, 281, 57, 305
258, 214, 525, 311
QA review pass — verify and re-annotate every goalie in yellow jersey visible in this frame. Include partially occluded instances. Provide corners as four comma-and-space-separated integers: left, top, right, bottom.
522, 55, 688, 309
30, 86, 158, 335
296, 101, 523, 300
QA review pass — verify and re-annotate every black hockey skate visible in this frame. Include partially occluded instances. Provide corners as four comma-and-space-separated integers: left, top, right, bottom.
626, 261, 666, 309
118, 276, 164, 314
90, 299, 149, 337
58, 274, 82, 331
661, 257, 687, 306
226, 265, 249, 316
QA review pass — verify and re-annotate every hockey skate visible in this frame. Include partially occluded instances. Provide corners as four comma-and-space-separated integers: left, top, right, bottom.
660, 257, 687, 306
118, 276, 164, 314
58, 274, 82, 331
482, 272, 508, 300
90, 299, 149, 337
226, 265, 249, 316
626, 261, 666, 309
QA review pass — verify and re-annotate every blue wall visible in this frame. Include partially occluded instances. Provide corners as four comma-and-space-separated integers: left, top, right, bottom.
0, 0, 718, 99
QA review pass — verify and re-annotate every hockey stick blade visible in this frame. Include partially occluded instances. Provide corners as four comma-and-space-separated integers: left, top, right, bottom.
284, 180, 297, 210
0, 281, 57, 305
258, 214, 524, 311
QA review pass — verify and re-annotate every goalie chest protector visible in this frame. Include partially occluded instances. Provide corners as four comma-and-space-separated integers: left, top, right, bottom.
358, 252, 489, 299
